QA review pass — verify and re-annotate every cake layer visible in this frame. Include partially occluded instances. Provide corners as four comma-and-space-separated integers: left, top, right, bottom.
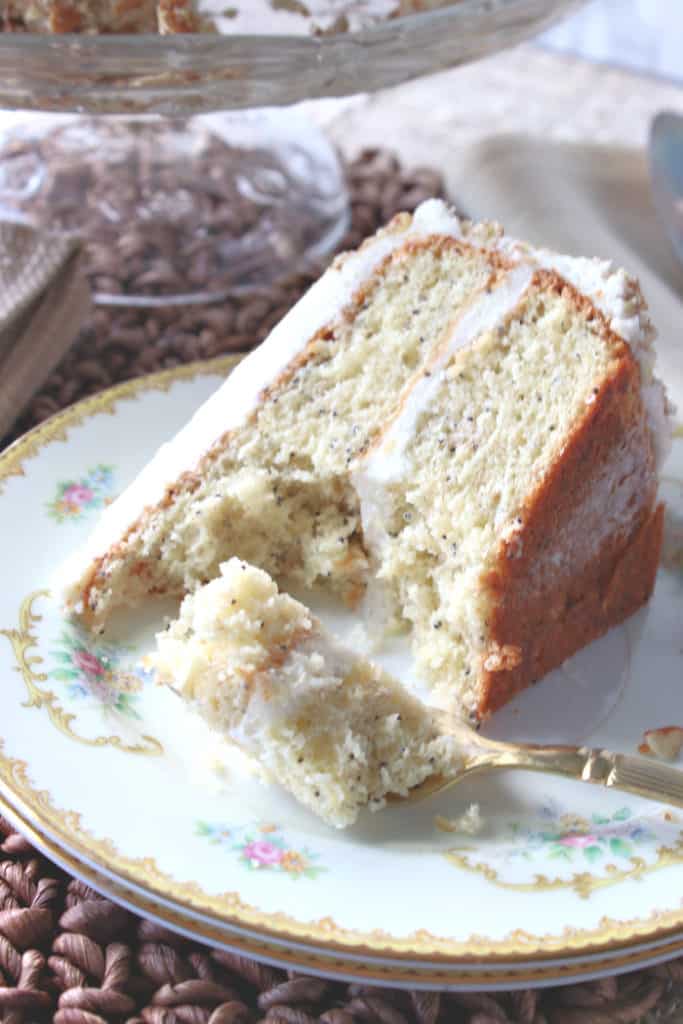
153, 559, 464, 827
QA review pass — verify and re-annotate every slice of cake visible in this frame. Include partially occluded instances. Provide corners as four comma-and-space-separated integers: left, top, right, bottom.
5, 0, 209, 33
153, 558, 463, 827
7, 0, 158, 32
157, 0, 213, 33
61, 199, 670, 721
3, 1, 490, 35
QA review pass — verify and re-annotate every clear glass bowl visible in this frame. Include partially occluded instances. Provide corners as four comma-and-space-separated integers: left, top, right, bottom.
0, 0, 583, 115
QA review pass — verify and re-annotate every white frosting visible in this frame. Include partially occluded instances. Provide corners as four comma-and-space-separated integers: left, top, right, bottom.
226, 629, 358, 753
60, 198, 670, 601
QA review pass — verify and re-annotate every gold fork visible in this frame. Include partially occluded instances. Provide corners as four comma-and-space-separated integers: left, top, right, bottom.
401, 713, 683, 807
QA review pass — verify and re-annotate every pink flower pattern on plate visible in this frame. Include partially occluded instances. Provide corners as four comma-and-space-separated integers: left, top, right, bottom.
47, 465, 115, 523
195, 822, 325, 880
63, 484, 94, 505
50, 623, 147, 719
242, 840, 284, 867
506, 801, 658, 866
558, 834, 598, 849
72, 649, 106, 677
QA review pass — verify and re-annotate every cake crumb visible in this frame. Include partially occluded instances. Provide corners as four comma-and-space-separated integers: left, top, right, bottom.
188, 750, 232, 793
639, 726, 683, 762
435, 804, 482, 835
483, 643, 522, 673
210, 757, 229, 779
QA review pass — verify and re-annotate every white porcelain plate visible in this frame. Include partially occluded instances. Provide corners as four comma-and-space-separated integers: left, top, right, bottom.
1, 356, 682, 988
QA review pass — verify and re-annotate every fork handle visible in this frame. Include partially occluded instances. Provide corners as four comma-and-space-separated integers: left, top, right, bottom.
472, 743, 683, 808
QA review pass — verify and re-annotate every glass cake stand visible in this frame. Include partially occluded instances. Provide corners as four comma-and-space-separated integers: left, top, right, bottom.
0, 0, 583, 294
0, 1, 582, 115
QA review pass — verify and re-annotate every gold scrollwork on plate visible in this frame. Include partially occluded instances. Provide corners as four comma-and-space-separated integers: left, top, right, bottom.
445, 838, 683, 900
1, 590, 162, 756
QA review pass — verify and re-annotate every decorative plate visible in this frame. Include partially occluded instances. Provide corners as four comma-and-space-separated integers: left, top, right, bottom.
1, 356, 682, 988
6, 791, 683, 991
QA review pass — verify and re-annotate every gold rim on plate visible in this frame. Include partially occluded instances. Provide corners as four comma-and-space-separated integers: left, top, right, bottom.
2, 359, 683, 967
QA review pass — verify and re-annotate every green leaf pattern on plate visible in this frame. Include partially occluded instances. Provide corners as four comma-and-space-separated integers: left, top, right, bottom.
507, 799, 657, 865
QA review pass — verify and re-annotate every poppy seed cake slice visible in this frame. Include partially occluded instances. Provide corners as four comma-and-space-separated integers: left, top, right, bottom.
61, 200, 670, 721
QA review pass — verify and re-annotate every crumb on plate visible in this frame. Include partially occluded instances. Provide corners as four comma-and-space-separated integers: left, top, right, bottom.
435, 804, 482, 835
639, 726, 683, 762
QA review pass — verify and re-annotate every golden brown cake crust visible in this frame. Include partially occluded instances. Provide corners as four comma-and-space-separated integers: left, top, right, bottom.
477, 275, 662, 718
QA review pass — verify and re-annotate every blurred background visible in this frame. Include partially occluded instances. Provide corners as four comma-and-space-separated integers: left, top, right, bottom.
540, 0, 682, 80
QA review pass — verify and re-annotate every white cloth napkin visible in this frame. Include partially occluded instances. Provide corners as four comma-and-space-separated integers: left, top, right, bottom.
453, 135, 683, 404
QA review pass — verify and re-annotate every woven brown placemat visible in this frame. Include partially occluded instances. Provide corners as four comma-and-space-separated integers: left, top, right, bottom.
1, 149, 683, 1023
